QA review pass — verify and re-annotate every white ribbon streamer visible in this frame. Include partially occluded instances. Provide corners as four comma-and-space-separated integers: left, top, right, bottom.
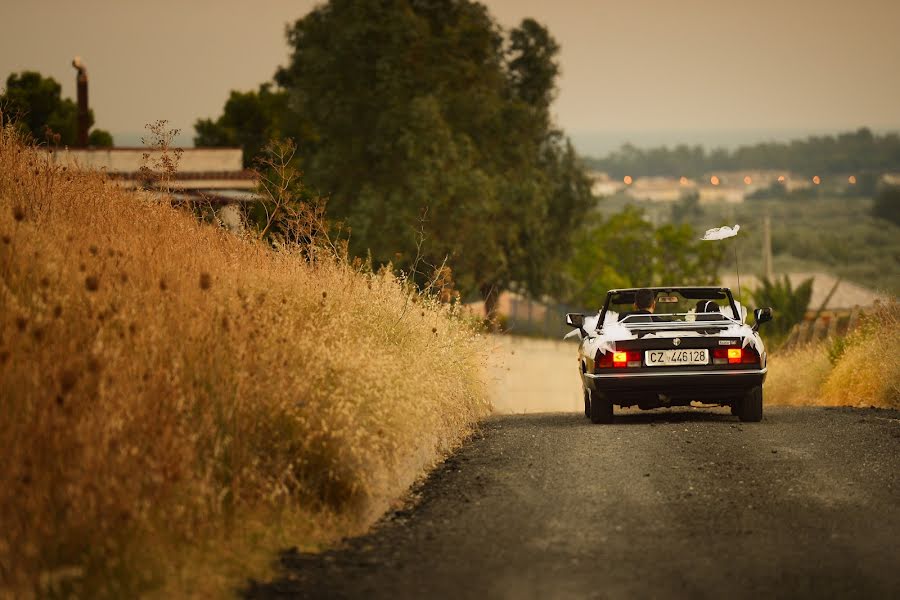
701, 224, 740, 240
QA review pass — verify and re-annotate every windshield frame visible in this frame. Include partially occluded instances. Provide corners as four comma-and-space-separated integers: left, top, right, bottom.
597, 286, 741, 328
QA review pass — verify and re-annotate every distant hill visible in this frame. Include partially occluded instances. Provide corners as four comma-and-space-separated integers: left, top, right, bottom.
581, 127, 900, 178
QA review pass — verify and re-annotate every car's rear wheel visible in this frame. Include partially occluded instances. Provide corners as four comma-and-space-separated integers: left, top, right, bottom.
590, 390, 614, 424
738, 386, 763, 422
583, 389, 591, 418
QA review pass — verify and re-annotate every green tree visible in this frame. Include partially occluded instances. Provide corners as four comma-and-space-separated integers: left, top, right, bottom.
563, 206, 723, 308
88, 129, 113, 147
507, 18, 560, 113
750, 275, 814, 346
872, 185, 900, 226
194, 83, 297, 167
670, 191, 703, 223
0, 71, 112, 146
201, 0, 592, 317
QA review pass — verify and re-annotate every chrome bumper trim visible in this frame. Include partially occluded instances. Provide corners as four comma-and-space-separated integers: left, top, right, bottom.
585, 368, 767, 380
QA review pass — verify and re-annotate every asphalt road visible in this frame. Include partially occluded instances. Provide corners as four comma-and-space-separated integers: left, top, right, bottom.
247, 406, 900, 600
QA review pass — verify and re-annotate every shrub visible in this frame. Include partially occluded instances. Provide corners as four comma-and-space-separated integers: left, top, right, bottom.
766, 299, 899, 409
872, 185, 900, 226
821, 300, 899, 407
751, 275, 813, 347
764, 343, 833, 406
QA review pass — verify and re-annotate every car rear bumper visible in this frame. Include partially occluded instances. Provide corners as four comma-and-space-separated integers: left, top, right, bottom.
583, 368, 766, 400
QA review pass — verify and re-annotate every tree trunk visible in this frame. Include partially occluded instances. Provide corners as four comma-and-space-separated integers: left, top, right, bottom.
480, 283, 501, 328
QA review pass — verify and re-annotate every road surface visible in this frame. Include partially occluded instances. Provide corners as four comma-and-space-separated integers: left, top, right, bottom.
246, 406, 900, 599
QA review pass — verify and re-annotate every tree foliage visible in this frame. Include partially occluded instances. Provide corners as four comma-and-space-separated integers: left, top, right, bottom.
0, 71, 112, 147
872, 185, 900, 226
197, 1, 593, 315
750, 275, 814, 345
194, 84, 296, 167
584, 128, 900, 178
564, 207, 724, 308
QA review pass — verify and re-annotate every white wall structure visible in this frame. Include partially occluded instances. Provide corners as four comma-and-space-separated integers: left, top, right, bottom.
43, 147, 256, 192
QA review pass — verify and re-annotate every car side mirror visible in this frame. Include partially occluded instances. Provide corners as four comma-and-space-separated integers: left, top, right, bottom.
565, 313, 585, 329
753, 307, 773, 331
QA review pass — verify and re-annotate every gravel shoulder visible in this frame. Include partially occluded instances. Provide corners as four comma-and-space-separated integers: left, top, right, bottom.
247, 406, 900, 600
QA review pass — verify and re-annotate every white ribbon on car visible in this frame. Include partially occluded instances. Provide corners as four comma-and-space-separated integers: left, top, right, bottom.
700, 224, 740, 240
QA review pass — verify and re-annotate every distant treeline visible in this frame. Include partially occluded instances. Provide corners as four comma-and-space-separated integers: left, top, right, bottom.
583, 128, 900, 178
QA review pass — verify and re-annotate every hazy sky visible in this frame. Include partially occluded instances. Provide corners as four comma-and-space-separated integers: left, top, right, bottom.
2, 0, 898, 153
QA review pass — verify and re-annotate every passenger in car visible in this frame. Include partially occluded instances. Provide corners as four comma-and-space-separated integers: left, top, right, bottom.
695, 300, 721, 322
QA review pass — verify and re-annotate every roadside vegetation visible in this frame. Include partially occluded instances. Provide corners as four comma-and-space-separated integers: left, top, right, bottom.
0, 124, 489, 597
562, 206, 724, 308
765, 300, 899, 409
196, 1, 594, 319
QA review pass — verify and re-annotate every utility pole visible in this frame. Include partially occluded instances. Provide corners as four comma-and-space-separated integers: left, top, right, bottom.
72, 56, 89, 147
762, 210, 773, 281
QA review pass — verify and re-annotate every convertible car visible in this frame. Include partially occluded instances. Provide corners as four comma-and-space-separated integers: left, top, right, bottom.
565, 287, 772, 424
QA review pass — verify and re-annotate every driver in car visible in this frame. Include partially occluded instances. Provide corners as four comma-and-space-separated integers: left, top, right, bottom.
619, 288, 656, 322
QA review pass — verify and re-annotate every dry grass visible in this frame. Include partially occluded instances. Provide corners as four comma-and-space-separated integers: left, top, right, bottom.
766, 300, 899, 409
764, 343, 834, 406
820, 302, 899, 407
0, 125, 489, 598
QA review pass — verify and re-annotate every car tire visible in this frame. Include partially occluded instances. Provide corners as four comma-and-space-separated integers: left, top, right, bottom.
590, 390, 614, 424
730, 403, 739, 416
583, 389, 591, 418
738, 386, 763, 422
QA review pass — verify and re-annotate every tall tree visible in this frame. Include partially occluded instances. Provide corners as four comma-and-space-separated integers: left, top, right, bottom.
0, 71, 112, 147
507, 18, 560, 113
233, 0, 592, 316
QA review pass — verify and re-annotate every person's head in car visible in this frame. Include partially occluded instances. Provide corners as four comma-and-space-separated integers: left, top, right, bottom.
695, 299, 720, 321
633, 288, 656, 314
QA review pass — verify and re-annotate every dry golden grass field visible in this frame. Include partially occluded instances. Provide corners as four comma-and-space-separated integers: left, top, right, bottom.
0, 125, 489, 598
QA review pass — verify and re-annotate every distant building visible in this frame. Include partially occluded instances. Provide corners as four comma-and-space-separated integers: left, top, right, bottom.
626, 176, 695, 202
698, 185, 745, 204
586, 171, 623, 197
44, 147, 257, 204
882, 173, 900, 187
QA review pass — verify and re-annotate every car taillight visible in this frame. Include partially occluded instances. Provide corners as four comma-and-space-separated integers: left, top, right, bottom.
741, 347, 761, 364
613, 351, 641, 368
594, 350, 641, 369
713, 347, 760, 365
595, 351, 613, 369
713, 347, 740, 364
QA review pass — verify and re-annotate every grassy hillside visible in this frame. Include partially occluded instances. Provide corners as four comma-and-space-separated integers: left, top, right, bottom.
0, 126, 489, 597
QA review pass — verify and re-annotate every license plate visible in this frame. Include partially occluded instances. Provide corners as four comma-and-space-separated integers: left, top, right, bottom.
645, 349, 709, 366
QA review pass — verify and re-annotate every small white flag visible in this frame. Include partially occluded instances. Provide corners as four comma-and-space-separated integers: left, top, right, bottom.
701, 224, 740, 241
